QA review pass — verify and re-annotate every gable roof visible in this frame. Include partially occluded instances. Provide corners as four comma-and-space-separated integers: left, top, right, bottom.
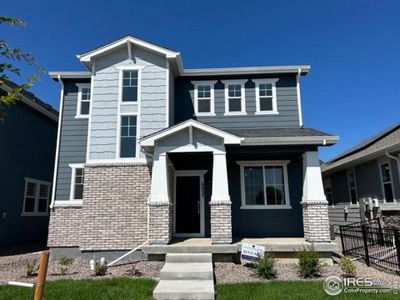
0, 80, 58, 122
322, 123, 400, 173
140, 119, 243, 147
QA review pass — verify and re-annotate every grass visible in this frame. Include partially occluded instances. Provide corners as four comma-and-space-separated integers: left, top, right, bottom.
0, 278, 156, 300
216, 281, 398, 300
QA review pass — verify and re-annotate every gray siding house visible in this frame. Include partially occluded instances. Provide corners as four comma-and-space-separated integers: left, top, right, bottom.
321, 124, 400, 231
0, 81, 58, 245
48, 36, 339, 260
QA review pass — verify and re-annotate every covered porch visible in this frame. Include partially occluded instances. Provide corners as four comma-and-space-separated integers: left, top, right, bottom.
140, 119, 336, 247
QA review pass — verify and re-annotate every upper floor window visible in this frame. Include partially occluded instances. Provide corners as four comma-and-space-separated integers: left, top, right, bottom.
238, 161, 291, 209
22, 178, 51, 216
192, 81, 216, 116
253, 79, 278, 114
120, 115, 137, 158
347, 170, 358, 205
76, 85, 91, 118
70, 164, 85, 200
222, 80, 247, 115
380, 162, 394, 202
122, 70, 138, 102
324, 178, 333, 206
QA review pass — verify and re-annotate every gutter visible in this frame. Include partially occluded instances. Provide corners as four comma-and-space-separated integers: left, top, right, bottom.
241, 136, 339, 146
50, 75, 64, 209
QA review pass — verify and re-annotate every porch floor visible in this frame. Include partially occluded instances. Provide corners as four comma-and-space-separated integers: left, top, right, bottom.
142, 238, 337, 255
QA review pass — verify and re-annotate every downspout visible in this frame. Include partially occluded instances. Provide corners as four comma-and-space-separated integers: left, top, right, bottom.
385, 150, 400, 192
50, 75, 64, 209
296, 68, 304, 128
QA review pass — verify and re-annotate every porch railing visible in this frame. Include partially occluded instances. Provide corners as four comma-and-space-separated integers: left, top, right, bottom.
339, 218, 400, 274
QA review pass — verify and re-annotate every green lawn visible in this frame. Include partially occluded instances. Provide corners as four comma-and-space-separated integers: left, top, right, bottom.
216, 281, 398, 300
0, 278, 156, 300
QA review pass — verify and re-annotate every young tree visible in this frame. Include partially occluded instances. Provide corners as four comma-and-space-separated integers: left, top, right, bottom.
0, 16, 44, 121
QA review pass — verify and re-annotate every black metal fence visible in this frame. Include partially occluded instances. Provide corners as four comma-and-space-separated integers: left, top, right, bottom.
340, 218, 400, 274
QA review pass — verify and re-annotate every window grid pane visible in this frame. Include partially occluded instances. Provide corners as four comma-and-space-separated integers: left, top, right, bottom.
122, 70, 138, 102
74, 168, 84, 200
244, 167, 265, 205
120, 116, 137, 157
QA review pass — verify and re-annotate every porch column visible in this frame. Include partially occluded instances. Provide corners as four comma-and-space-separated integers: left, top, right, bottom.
210, 151, 232, 244
301, 151, 331, 243
148, 152, 171, 244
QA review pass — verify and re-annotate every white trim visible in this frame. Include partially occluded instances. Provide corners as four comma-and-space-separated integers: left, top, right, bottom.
69, 164, 85, 201
50, 75, 64, 209
140, 119, 242, 147
85, 61, 95, 162
77, 36, 180, 62
22, 178, 51, 216
166, 61, 170, 126
253, 78, 279, 115
379, 161, 396, 203
86, 158, 149, 165
173, 170, 207, 237
296, 68, 304, 127
237, 160, 291, 209
222, 79, 247, 116
75, 83, 91, 119
191, 80, 217, 116
183, 65, 311, 76
53, 200, 83, 207
241, 135, 339, 146
347, 169, 358, 206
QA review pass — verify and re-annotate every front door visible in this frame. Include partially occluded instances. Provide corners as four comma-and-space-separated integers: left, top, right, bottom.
174, 171, 205, 237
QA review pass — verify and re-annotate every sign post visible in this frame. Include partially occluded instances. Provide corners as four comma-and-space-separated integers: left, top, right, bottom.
34, 250, 50, 300
240, 243, 265, 263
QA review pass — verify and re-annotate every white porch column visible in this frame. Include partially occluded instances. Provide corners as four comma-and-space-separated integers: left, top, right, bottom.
148, 152, 171, 244
301, 151, 331, 243
210, 151, 232, 244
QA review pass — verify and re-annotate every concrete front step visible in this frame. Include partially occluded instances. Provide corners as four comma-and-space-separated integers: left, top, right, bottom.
166, 253, 212, 263
153, 280, 214, 300
160, 262, 213, 280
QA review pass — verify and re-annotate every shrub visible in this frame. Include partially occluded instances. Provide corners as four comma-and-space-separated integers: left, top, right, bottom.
25, 260, 36, 277
253, 253, 277, 279
94, 261, 108, 276
296, 246, 321, 278
340, 256, 356, 277
58, 256, 74, 275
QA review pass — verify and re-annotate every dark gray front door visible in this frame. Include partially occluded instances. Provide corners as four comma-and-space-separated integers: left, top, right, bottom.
175, 176, 201, 235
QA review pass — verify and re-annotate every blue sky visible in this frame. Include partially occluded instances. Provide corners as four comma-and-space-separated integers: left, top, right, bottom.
2, 0, 399, 160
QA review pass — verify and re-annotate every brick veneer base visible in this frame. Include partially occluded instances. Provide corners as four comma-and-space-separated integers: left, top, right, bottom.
302, 201, 331, 243
148, 202, 172, 245
210, 201, 232, 244
47, 206, 82, 247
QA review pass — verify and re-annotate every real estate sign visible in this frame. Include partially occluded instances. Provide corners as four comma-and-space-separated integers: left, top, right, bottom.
240, 243, 265, 263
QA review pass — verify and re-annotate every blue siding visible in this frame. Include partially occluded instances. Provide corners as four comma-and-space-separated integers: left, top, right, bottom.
0, 100, 57, 245
55, 79, 89, 200
174, 75, 300, 129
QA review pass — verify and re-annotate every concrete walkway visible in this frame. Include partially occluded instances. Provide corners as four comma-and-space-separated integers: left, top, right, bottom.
153, 253, 214, 300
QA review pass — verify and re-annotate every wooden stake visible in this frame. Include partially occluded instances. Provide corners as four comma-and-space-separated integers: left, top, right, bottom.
34, 250, 49, 300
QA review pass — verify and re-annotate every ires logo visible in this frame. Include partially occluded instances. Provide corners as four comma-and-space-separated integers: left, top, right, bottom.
323, 276, 373, 296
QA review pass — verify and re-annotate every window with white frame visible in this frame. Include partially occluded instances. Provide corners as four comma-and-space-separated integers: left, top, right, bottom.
120, 115, 137, 158
239, 161, 290, 208
192, 81, 216, 115
223, 80, 246, 115
254, 79, 278, 114
347, 170, 358, 205
380, 162, 394, 202
122, 70, 138, 102
71, 166, 84, 200
76, 85, 91, 117
324, 178, 333, 206
22, 178, 51, 215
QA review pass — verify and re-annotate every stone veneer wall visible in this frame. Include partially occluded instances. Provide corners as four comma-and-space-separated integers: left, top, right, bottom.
302, 201, 331, 243
148, 203, 172, 244
79, 163, 151, 251
48, 206, 82, 247
210, 202, 232, 244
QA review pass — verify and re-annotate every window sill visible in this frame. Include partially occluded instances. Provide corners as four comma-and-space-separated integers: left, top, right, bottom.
195, 113, 216, 117
223, 112, 247, 116
75, 115, 89, 119
120, 101, 138, 105
255, 111, 279, 115
21, 212, 49, 217
53, 200, 83, 207
240, 205, 292, 210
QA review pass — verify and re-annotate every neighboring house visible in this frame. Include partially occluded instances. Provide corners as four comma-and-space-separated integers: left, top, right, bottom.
321, 123, 400, 230
47, 35, 339, 260
0, 81, 58, 245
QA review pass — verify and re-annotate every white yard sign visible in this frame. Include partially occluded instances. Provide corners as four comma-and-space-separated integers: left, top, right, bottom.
241, 243, 265, 263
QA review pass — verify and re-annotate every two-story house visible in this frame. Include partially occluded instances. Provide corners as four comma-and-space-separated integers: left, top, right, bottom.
48, 35, 338, 261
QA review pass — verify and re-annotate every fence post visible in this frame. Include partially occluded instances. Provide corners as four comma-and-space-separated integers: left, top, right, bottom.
361, 224, 370, 266
377, 218, 384, 245
394, 229, 400, 271
34, 251, 50, 300
339, 226, 346, 255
